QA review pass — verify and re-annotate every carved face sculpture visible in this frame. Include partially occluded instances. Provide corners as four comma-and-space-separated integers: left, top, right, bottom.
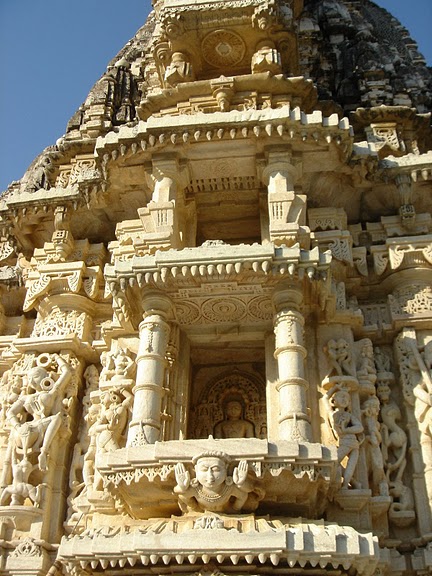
195, 457, 227, 490
332, 389, 350, 410
27, 367, 48, 391
102, 390, 121, 407
225, 401, 243, 420
363, 396, 380, 416
114, 349, 130, 373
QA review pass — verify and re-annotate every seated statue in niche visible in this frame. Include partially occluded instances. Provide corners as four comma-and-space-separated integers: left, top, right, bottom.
174, 451, 263, 514
214, 400, 255, 439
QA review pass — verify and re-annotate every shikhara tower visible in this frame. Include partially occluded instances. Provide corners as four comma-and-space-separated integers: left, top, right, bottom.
0, 1, 432, 575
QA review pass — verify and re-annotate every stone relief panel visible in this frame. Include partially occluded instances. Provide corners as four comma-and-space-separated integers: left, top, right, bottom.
389, 283, 432, 316
99, 346, 136, 389
190, 369, 266, 440
65, 356, 134, 531
0, 352, 80, 509
322, 337, 391, 498
395, 330, 432, 512
174, 294, 273, 326
31, 308, 90, 339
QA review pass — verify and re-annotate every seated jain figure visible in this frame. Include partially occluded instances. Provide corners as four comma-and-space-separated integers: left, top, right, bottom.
214, 400, 255, 439
174, 451, 263, 513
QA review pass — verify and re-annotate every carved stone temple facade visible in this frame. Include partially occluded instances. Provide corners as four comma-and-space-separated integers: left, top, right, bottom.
1, 0, 432, 575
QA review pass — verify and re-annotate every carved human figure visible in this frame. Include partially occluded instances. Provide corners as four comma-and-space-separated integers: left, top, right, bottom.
378, 385, 407, 483
100, 348, 135, 386
90, 388, 132, 454
0, 371, 20, 426
68, 365, 100, 497
356, 339, 377, 379
112, 348, 135, 378
325, 339, 356, 377
214, 400, 255, 439
374, 347, 391, 373
362, 396, 388, 496
0, 454, 43, 507
7, 354, 72, 473
174, 451, 259, 513
326, 387, 364, 489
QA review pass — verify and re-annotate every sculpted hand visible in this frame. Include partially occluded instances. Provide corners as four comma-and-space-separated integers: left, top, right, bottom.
233, 460, 248, 487
174, 463, 190, 492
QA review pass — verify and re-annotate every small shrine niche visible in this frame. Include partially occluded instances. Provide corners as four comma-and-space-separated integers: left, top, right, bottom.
190, 369, 266, 440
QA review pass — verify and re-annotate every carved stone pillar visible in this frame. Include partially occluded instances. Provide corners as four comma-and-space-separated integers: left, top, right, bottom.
261, 148, 306, 247
127, 292, 172, 446
139, 154, 190, 251
273, 284, 312, 441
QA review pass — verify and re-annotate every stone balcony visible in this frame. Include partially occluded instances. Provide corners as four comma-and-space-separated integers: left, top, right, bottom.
96, 438, 339, 520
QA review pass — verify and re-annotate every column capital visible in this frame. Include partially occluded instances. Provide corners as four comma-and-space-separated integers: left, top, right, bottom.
259, 146, 302, 187
145, 153, 189, 186
141, 290, 173, 319
272, 282, 303, 312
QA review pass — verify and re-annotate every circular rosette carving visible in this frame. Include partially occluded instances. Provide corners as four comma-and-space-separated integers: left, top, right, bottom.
248, 296, 273, 321
201, 29, 246, 68
175, 301, 201, 325
202, 298, 247, 323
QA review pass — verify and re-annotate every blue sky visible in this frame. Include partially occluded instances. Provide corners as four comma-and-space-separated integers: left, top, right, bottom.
0, 0, 431, 192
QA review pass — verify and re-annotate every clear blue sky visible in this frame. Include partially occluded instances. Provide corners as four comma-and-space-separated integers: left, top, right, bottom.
0, 0, 430, 192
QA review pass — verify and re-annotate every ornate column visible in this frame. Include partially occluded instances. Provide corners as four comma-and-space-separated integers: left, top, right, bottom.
261, 148, 306, 247
139, 154, 192, 251
127, 292, 172, 446
273, 283, 312, 441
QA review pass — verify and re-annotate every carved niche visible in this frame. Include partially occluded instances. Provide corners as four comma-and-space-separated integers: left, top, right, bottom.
190, 369, 266, 440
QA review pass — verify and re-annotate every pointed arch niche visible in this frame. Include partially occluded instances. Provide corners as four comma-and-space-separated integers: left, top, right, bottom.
189, 367, 267, 440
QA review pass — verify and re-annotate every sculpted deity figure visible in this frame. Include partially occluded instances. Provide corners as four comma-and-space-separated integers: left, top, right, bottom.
100, 347, 135, 387
0, 453, 43, 507
362, 396, 388, 496
325, 386, 363, 490
7, 354, 72, 473
356, 339, 377, 392
90, 388, 132, 454
0, 370, 20, 427
378, 384, 407, 483
374, 346, 392, 373
325, 339, 356, 378
68, 365, 100, 500
214, 400, 255, 439
174, 452, 261, 513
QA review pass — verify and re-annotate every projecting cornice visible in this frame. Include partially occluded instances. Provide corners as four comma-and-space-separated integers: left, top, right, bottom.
95, 102, 353, 175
